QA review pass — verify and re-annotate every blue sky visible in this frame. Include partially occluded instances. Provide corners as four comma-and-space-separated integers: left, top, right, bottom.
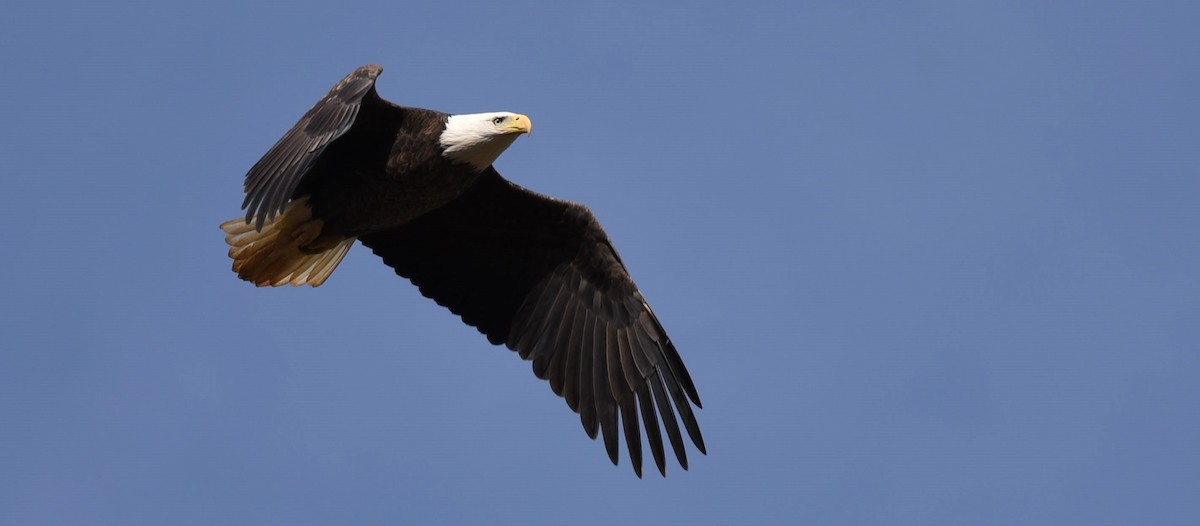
2, 1, 1197, 524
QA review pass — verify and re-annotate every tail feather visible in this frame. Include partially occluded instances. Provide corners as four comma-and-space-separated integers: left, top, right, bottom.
220, 199, 354, 287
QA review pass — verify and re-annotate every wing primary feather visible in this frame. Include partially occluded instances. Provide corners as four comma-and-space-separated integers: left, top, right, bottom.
641, 313, 702, 408
639, 317, 705, 454
244, 136, 309, 217
617, 328, 643, 391
619, 393, 642, 478
662, 341, 704, 407
665, 373, 706, 455
241, 158, 290, 225
577, 314, 598, 439
593, 320, 619, 465
625, 323, 655, 378
241, 141, 293, 207
650, 370, 688, 470
599, 410, 619, 465
655, 341, 706, 454
606, 325, 629, 400
632, 320, 664, 370
638, 383, 666, 476
251, 152, 308, 228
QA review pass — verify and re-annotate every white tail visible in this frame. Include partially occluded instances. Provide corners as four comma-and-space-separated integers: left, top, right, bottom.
220, 199, 355, 287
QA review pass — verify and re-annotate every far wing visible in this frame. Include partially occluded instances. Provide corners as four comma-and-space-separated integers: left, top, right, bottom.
358, 168, 705, 477
241, 64, 383, 229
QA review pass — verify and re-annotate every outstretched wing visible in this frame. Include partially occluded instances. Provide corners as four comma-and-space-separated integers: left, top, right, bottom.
358, 168, 705, 477
241, 64, 383, 229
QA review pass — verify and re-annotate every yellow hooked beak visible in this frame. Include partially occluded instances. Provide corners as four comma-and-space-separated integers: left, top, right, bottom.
507, 114, 532, 135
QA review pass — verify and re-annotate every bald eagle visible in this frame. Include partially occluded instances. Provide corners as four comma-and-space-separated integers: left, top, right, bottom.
220, 64, 704, 476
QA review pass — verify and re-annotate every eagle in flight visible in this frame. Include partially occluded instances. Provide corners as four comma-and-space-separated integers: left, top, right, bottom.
221, 64, 705, 476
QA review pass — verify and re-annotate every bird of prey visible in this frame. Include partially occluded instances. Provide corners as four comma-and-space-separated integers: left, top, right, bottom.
220, 64, 704, 476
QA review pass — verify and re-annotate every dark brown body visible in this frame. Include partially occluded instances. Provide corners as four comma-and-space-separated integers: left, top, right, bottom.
296, 100, 482, 239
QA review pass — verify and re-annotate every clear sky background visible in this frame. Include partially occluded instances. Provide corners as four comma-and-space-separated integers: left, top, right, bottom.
2, 1, 1197, 524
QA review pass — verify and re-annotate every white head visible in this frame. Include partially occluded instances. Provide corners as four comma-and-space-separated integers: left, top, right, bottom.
440, 112, 532, 170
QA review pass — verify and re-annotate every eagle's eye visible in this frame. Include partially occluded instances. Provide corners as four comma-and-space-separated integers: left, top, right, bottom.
492, 116, 505, 125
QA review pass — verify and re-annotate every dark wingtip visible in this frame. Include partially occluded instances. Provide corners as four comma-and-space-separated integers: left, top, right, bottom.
582, 418, 599, 440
